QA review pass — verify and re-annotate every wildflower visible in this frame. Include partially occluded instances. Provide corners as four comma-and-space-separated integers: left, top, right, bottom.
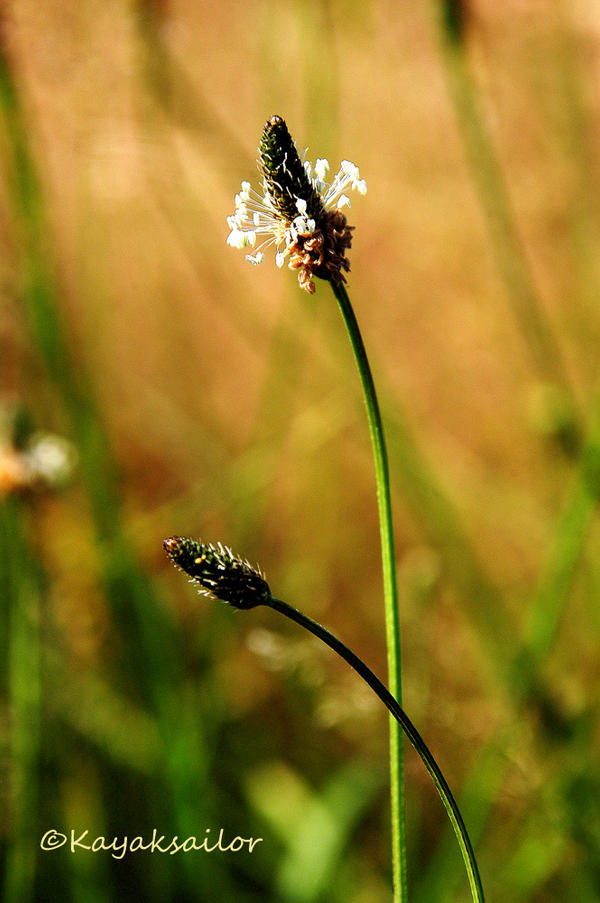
163, 536, 271, 609
227, 115, 366, 294
0, 427, 76, 496
23, 433, 77, 488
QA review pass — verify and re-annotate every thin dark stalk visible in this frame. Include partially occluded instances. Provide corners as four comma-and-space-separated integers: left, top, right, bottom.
266, 595, 486, 903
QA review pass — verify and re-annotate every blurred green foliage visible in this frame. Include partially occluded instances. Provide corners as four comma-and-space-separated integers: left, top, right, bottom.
1, 2, 599, 901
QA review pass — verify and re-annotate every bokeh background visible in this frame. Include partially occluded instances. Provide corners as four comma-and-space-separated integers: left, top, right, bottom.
1, 1, 600, 901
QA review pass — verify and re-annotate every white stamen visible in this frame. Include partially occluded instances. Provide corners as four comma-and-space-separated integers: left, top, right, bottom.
314, 158, 329, 181
341, 160, 359, 180
227, 229, 246, 249
226, 147, 365, 275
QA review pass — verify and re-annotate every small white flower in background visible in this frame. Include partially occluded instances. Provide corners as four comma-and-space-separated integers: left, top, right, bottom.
226, 116, 367, 294
0, 432, 77, 496
24, 433, 77, 488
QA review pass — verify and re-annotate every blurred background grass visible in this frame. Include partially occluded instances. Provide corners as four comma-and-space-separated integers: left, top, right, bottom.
1, 1, 600, 901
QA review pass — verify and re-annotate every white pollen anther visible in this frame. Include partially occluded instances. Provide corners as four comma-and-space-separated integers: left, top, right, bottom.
227, 229, 246, 249
315, 158, 329, 181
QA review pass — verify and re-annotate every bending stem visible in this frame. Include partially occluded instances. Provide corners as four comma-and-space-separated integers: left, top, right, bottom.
266, 596, 486, 903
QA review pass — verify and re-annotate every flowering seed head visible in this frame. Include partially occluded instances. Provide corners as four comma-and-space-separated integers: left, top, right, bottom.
226, 115, 366, 293
163, 536, 270, 609
259, 116, 325, 222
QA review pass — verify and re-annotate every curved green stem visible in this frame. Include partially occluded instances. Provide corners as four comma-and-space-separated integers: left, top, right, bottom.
267, 596, 486, 903
329, 280, 406, 901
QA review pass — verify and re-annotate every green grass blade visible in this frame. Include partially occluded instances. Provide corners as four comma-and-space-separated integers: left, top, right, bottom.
435, 1, 576, 407
1, 498, 43, 903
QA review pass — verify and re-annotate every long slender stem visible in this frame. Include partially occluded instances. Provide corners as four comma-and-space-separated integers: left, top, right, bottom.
266, 596, 486, 903
1, 498, 42, 903
435, 5, 575, 406
329, 280, 406, 901
512, 380, 600, 697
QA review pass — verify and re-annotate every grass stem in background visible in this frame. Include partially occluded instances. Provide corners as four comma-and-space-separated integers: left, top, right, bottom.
435, 2, 577, 414
1, 498, 43, 903
0, 25, 176, 708
0, 37, 226, 899
515, 382, 600, 691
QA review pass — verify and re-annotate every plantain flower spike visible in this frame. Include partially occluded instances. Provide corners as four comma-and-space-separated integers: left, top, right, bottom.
163, 536, 271, 610
227, 115, 366, 294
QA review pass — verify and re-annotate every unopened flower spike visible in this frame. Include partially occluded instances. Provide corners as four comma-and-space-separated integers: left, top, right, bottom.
227, 115, 366, 294
163, 536, 270, 610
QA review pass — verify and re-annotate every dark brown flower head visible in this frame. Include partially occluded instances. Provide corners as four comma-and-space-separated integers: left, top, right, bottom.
227, 116, 366, 293
163, 536, 270, 609
259, 116, 325, 222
